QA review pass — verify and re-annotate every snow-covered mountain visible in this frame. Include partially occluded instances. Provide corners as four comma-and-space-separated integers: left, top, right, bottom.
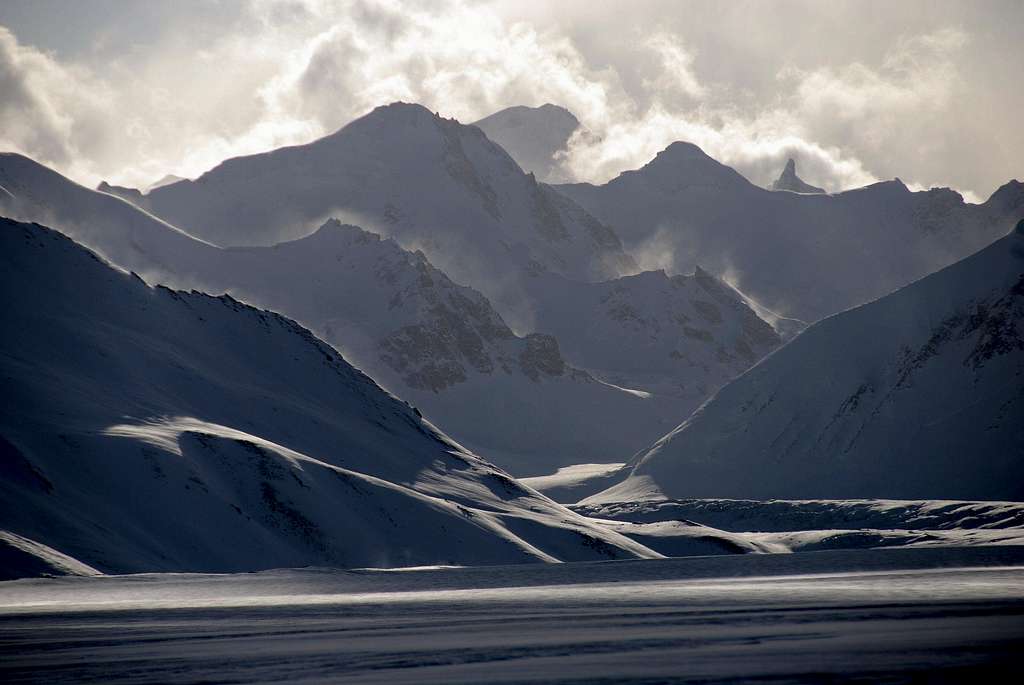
1, 153, 216, 272
0, 217, 661, 576
556, 142, 1024, 322
129, 105, 783, 407
0, 153, 684, 475
216, 221, 684, 474
589, 222, 1024, 503
473, 104, 580, 183
523, 267, 781, 404
769, 158, 825, 194
141, 102, 634, 329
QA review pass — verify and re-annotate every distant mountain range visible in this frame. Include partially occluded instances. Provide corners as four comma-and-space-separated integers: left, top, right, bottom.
0, 107, 783, 475
475, 103, 1022, 322
0, 217, 660, 575
2, 99, 1020, 574
136, 103, 632, 331
0, 153, 689, 475
556, 142, 1022, 323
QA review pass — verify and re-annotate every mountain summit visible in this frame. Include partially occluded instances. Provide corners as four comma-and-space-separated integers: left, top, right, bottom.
141, 102, 635, 328
769, 158, 825, 194
473, 104, 580, 183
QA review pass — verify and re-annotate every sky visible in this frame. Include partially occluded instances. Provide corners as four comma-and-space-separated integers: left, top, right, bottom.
1, 0, 1021, 201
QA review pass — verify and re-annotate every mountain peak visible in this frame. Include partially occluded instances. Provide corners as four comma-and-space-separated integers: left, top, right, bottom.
769, 157, 825, 194
374, 101, 434, 116
325, 101, 442, 140
985, 179, 1024, 213
537, 102, 577, 117
475, 103, 579, 127
630, 141, 751, 192
472, 104, 581, 182
661, 140, 711, 160
306, 218, 376, 242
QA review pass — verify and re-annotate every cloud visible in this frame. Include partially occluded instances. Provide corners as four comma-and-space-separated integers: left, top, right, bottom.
0, 26, 114, 178
641, 35, 705, 101
0, 20, 324, 188
559, 102, 879, 192
775, 27, 974, 191
785, 28, 967, 144
553, 30, 879, 192
256, 0, 620, 138
0, 1, 1015, 201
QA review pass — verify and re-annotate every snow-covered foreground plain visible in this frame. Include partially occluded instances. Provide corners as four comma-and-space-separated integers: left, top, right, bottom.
2, 547, 1023, 684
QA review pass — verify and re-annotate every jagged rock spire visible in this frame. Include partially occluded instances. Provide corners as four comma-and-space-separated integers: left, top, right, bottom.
770, 158, 825, 194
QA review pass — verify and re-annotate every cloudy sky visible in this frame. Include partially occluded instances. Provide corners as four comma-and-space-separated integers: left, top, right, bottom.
1, 0, 1020, 200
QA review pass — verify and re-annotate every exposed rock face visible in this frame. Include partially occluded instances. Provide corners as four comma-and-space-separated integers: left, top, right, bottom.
518, 334, 569, 381
769, 158, 826, 194
523, 266, 782, 407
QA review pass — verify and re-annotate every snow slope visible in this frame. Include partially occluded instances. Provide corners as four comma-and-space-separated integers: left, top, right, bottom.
0, 152, 216, 276
524, 266, 781, 403
0, 154, 686, 475
0, 218, 662, 577
590, 222, 1024, 502
143, 102, 635, 328
769, 158, 825, 194
473, 104, 580, 183
0, 531, 101, 581
557, 141, 1024, 322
